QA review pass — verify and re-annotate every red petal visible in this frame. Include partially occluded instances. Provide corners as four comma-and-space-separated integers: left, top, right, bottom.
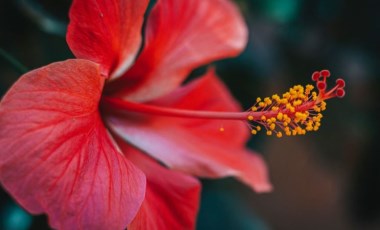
107, 0, 248, 102
67, 0, 149, 78
106, 70, 271, 192
0, 60, 146, 229
115, 141, 200, 230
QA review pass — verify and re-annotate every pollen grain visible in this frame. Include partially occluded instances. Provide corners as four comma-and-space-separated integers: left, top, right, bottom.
246, 70, 346, 137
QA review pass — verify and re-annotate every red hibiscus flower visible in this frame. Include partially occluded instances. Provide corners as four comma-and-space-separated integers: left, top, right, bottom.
0, 0, 273, 229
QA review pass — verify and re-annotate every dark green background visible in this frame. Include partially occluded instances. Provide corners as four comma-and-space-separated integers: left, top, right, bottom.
1, 0, 379, 229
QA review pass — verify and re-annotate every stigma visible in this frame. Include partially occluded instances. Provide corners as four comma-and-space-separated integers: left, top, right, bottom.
247, 70, 346, 137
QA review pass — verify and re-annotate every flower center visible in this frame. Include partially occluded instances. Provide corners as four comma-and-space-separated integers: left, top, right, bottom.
102, 70, 345, 138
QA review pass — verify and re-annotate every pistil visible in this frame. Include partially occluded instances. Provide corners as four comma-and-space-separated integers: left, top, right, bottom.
102, 97, 249, 120
102, 70, 345, 137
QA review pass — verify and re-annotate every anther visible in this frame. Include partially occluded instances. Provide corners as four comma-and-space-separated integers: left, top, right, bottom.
245, 69, 345, 137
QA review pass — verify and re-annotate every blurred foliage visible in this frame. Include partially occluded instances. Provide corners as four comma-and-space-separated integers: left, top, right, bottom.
1, 0, 379, 229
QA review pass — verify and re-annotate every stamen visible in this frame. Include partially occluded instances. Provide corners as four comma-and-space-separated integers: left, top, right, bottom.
247, 70, 345, 137
102, 70, 345, 138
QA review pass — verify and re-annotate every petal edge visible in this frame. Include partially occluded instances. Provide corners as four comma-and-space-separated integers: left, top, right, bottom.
0, 60, 146, 229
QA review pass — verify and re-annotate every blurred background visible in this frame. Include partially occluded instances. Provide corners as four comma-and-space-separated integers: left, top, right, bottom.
0, 0, 379, 229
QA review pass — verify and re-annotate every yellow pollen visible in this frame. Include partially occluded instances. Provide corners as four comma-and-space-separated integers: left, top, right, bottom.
245, 71, 345, 137
281, 98, 288, 104
219, 127, 224, 132
264, 97, 272, 105
277, 112, 283, 121
272, 94, 280, 100
293, 100, 302, 106
271, 106, 279, 111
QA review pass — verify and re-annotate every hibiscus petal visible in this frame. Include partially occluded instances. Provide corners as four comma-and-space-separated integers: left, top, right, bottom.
67, 0, 149, 78
105, 70, 271, 192
0, 60, 146, 229
107, 0, 248, 102
114, 140, 200, 230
